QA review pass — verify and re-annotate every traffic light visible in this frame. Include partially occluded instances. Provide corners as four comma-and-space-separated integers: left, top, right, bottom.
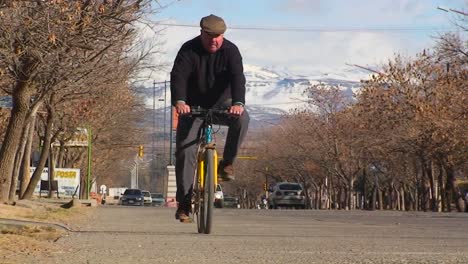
263, 182, 267, 191
138, 145, 144, 157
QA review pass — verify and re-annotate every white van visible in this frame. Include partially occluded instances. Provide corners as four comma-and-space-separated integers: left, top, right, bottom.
214, 184, 224, 208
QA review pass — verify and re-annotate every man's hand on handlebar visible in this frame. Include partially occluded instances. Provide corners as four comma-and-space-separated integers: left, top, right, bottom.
175, 101, 191, 115
176, 102, 243, 116
229, 105, 244, 116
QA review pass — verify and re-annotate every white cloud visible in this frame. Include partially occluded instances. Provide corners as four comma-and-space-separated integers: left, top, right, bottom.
139, 16, 438, 82
230, 29, 424, 75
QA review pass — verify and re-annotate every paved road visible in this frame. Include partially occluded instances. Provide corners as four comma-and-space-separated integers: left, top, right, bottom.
40, 206, 468, 263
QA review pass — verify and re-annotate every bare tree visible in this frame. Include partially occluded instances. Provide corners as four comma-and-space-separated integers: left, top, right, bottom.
0, 0, 155, 203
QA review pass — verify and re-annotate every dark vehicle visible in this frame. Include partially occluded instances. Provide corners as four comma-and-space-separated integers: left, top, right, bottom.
120, 189, 144, 206
268, 182, 305, 209
223, 197, 240, 208
151, 193, 165, 206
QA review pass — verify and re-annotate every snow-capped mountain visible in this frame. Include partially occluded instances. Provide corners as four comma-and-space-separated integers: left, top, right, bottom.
243, 65, 365, 112
137, 64, 369, 128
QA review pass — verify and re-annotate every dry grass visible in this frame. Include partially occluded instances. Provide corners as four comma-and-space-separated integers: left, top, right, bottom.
0, 234, 59, 264
1, 225, 64, 241
0, 199, 94, 263
0, 199, 93, 223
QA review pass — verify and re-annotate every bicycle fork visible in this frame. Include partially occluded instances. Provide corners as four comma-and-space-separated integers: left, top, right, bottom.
197, 125, 218, 189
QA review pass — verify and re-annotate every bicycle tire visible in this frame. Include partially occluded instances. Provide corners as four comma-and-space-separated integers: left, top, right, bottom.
202, 148, 215, 234
195, 164, 205, 233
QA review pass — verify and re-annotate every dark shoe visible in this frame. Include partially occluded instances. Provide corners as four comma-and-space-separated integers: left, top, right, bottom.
175, 208, 193, 223
218, 161, 235, 182
175, 201, 192, 223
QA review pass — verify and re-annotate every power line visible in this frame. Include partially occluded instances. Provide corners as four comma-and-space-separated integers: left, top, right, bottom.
247, 101, 305, 106
157, 23, 455, 33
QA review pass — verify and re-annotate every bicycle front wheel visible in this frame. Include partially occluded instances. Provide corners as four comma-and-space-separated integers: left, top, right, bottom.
202, 148, 215, 234
195, 174, 204, 233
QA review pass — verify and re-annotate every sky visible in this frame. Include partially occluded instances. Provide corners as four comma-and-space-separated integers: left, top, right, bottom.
143, 0, 467, 81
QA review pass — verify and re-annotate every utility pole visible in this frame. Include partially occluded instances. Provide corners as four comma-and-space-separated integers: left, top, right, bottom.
152, 80, 156, 191
265, 167, 269, 199
169, 101, 174, 165
136, 159, 139, 189
86, 126, 92, 200
163, 81, 168, 165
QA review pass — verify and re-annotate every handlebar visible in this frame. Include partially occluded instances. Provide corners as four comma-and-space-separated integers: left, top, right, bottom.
190, 106, 229, 117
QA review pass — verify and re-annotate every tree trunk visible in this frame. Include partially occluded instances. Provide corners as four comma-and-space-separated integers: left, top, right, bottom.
9, 150, 22, 202
378, 188, 383, 210
384, 189, 391, 210
362, 167, 368, 210
348, 178, 354, 210
343, 185, 349, 210
421, 178, 431, 212
396, 187, 401, 211
47, 147, 56, 198
325, 177, 331, 210
426, 160, 438, 212
338, 187, 344, 210
389, 183, 395, 210
21, 105, 55, 199
57, 144, 66, 168
375, 174, 382, 210
444, 163, 465, 213
355, 192, 360, 209
437, 162, 446, 212
9, 122, 29, 201
19, 114, 37, 197
315, 189, 320, 209
327, 177, 333, 210
80, 174, 87, 199
371, 173, 377, 211
408, 188, 415, 211
0, 81, 30, 203
414, 188, 418, 211
400, 186, 405, 211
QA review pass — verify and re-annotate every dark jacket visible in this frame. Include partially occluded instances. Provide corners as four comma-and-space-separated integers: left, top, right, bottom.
170, 36, 246, 108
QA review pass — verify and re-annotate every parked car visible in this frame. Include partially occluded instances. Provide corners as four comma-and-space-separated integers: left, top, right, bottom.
223, 196, 240, 209
120, 189, 144, 206
142, 190, 152, 206
214, 184, 224, 208
151, 193, 165, 206
268, 182, 306, 209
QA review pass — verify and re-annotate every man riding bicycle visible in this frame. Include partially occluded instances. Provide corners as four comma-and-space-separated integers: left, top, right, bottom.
170, 14, 249, 222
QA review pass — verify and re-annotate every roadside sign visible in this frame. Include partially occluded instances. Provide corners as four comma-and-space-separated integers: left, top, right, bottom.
31, 167, 80, 197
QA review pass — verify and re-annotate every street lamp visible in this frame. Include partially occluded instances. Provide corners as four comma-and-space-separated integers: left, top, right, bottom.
134, 159, 139, 189
265, 166, 269, 199
127, 161, 138, 189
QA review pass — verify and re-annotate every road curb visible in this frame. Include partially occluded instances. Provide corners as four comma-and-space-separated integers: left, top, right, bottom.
0, 217, 74, 232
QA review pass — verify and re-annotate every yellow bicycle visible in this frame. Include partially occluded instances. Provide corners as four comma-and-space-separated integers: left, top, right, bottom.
191, 106, 226, 234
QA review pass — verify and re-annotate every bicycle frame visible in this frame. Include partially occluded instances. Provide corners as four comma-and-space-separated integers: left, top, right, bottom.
197, 125, 218, 189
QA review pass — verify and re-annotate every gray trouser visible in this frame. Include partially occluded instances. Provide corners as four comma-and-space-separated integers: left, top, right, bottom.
175, 108, 249, 205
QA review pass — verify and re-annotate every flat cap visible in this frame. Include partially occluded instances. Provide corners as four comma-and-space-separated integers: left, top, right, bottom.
200, 14, 226, 35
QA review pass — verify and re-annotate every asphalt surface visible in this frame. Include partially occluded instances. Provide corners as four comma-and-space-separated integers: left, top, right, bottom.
32, 206, 468, 263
